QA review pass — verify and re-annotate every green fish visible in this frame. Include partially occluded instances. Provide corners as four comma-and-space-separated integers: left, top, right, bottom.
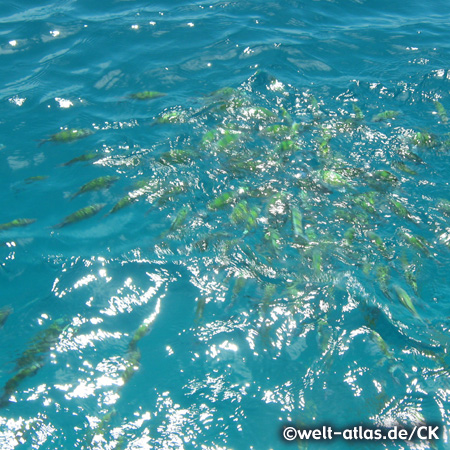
0, 306, 12, 328
352, 103, 365, 121
312, 248, 322, 277
261, 283, 277, 313
207, 191, 235, 210
159, 149, 193, 165
154, 111, 184, 124
129, 91, 166, 100
195, 296, 206, 322
320, 169, 348, 188
121, 349, 141, 385
169, 206, 190, 233
200, 129, 220, 148
131, 178, 153, 191
231, 277, 247, 303
434, 101, 448, 123
1, 361, 44, 407
216, 131, 240, 151
72, 176, 119, 199
15, 318, 69, 369
437, 199, 450, 217
40, 128, 94, 146
62, 152, 101, 166
206, 86, 238, 100
389, 198, 416, 222
376, 265, 391, 299
354, 192, 378, 215
392, 284, 420, 319
231, 200, 250, 225
264, 227, 281, 254
398, 229, 431, 257
214, 96, 248, 112
309, 95, 322, 119
317, 128, 332, 157
366, 230, 390, 258
277, 139, 301, 156
129, 322, 152, 351
395, 147, 423, 164
280, 106, 293, 125
108, 195, 136, 215
372, 170, 398, 185
0, 218, 36, 232
412, 131, 437, 148
344, 227, 356, 246
391, 161, 417, 175
400, 253, 418, 295
54, 203, 105, 228
241, 106, 277, 122
24, 175, 48, 184
262, 124, 291, 139
245, 206, 259, 232
372, 110, 400, 122
291, 206, 304, 238
156, 183, 187, 206
370, 330, 393, 361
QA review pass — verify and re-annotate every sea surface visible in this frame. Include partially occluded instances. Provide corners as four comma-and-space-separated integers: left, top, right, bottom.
1, 1, 450, 449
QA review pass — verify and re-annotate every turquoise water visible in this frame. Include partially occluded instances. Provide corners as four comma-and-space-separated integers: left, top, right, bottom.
1, 1, 450, 449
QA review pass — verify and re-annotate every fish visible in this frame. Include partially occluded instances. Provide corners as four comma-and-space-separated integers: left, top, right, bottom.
372, 110, 400, 122
54, 203, 105, 228
261, 124, 291, 139
108, 195, 137, 215
195, 296, 206, 322
231, 276, 247, 304
208, 191, 236, 210
121, 349, 141, 385
39, 128, 94, 146
352, 103, 365, 121
320, 169, 349, 188
154, 110, 184, 124
391, 161, 417, 175
1, 318, 71, 407
437, 199, 450, 216
353, 192, 378, 215
169, 206, 190, 233
61, 152, 101, 166
0, 218, 36, 232
400, 253, 418, 295
129, 322, 152, 351
368, 170, 398, 190
343, 227, 356, 246
388, 197, 417, 223
317, 318, 331, 353
398, 229, 431, 257
24, 175, 48, 184
264, 227, 281, 255
412, 131, 437, 148
0, 361, 44, 407
392, 284, 420, 319
312, 248, 323, 278
369, 330, 394, 361
376, 265, 391, 299
71, 175, 119, 199
434, 101, 447, 123
159, 149, 194, 165
0, 306, 12, 328
366, 230, 390, 259
129, 91, 166, 100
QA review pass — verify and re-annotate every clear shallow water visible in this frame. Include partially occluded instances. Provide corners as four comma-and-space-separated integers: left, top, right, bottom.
1, 1, 450, 449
